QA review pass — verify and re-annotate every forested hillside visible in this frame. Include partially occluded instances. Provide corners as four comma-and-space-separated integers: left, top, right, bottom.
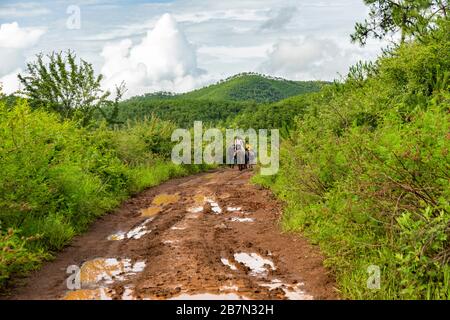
112, 73, 326, 127
179, 73, 326, 102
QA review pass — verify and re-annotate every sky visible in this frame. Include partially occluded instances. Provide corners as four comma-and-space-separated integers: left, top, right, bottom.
0, 0, 386, 98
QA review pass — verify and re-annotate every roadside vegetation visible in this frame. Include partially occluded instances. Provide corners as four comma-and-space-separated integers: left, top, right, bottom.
253, 16, 450, 299
0, 53, 210, 290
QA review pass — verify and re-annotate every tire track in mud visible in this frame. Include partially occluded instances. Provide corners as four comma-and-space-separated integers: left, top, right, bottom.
4, 169, 337, 300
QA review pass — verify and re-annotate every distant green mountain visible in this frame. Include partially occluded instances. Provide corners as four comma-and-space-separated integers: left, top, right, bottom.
112, 73, 329, 127
178, 73, 327, 103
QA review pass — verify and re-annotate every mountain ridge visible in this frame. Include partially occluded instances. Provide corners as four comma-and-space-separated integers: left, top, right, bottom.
125, 72, 329, 103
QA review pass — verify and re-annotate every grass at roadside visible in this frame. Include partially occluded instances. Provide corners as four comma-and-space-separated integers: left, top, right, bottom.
0, 100, 213, 290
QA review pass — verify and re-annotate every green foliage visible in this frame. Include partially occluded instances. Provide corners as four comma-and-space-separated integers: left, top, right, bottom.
230, 93, 314, 130
114, 74, 327, 129
352, 0, 449, 45
18, 51, 125, 126
253, 22, 450, 299
0, 228, 48, 288
111, 73, 327, 129
112, 98, 255, 128
0, 99, 210, 290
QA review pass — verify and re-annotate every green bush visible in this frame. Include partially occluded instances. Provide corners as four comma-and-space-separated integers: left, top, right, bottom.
0, 99, 210, 289
0, 228, 48, 288
253, 22, 450, 299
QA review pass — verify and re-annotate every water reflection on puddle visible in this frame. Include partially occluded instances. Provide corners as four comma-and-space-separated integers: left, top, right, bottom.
141, 206, 161, 217
63, 288, 114, 300
187, 206, 203, 213
152, 193, 180, 206
80, 258, 146, 287
193, 194, 206, 204
171, 225, 187, 230
205, 197, 222, 214
259, 279, 313, 300
108, 218, 153, 241
64, 258, 146, 300
192, 194, 222, 214
234, 252, 276, 276
221, 258, 237, 270
230, 217, 255, 223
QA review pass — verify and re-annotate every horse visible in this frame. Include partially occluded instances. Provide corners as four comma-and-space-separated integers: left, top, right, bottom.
247, 149, 256, 169
235, 148, 246, 171
227, 145, 236, 168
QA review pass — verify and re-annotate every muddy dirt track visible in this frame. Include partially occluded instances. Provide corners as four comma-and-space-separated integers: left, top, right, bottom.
5, 168, 337, 300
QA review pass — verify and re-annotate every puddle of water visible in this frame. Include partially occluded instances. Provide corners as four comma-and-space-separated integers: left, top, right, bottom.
260, 279, 282, 289
212, 207, 222, 214
122, 286, 135, 300
126, 225, 149, 239
220, 285, 240, 292
171, 225, 187, 230
283, 288, 313, 300
152, 193, 180, 206
205, 197, 222, 214
141, 206, 162, 217
193, 194, 206, 204
187, 206, 203, 213
259, 279, 313, 300
227, 207, 242, 212
63, 288, 114, 300
79, 258, 146, 287
169, 293, 247, 300
234, 253, 276, 276
193, 194, 222, 213
230, 217, 255, 223
163, 239, 179, 245
107, 231, 126, 241
221, 258, 237, 271
108, 218, 153, 241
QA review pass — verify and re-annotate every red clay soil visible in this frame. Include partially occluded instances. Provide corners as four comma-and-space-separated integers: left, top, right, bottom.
3, 168, 337, 300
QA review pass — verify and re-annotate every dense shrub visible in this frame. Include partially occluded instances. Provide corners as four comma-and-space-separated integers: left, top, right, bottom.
253, 21, 450, 299
0, 100, 209, 289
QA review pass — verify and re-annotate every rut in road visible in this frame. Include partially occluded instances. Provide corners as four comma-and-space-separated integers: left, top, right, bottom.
7, 169, 337, 300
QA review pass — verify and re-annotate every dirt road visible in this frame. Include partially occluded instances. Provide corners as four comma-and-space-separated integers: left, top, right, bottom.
6, 168, 337, 300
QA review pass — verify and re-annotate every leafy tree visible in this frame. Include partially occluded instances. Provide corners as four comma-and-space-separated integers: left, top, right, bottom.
18, 51, 125, 126
351, 0, 449, 45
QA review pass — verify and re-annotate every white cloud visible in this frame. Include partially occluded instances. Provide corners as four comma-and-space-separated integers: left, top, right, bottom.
173, 8, 269, 24
0, 3, 51, 18
0, 69, 22, 94
100, 13, 207, 97
260, 6, 297, 31
259, 36, 369, 81
0, 48, 22, 75
199, 44, 272, 60
0, 22, 45, 94
0, 22, 45, 49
